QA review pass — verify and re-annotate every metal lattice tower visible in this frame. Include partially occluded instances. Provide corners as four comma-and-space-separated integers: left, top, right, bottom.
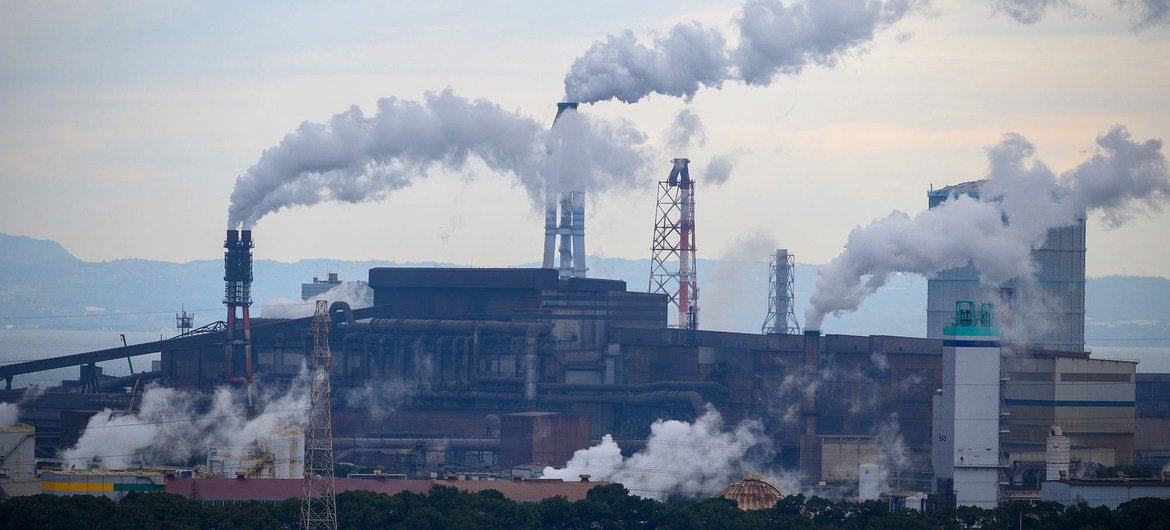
761, 249, 801, 335
648, 158, 698, 330
301, 300, 337, 530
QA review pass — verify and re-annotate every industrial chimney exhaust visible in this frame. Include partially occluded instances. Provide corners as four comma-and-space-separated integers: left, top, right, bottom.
542, 102, 587, 279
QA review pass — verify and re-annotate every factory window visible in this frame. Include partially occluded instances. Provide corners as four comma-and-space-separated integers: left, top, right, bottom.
1010, 371, 1054, 382
1060, 372, 1131, 383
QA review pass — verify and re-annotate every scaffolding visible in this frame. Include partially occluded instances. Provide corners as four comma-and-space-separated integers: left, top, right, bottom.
301, 300, 337, 530
648, 158, 698, 330
761, 249, 800, 335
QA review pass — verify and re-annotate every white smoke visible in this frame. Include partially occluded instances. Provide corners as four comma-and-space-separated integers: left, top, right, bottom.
704, 154, 736, 186
564, 0, 920, 104
542, 407, 767, 499
60, 369, 310, 469
665, 108, 708, 153
662, 109, 737, 186
226, 93, 646, 231
227, 90, 541, 228
227, 90, 651, 228
540, 107, 651, 199
874, 414, 909, 493
734, 0, 919, 86
805, 125, 1169, 330
0, 402, 19, 426
564, 22, 730, 104
260, 281, 374, 319
337, 380, 413, 421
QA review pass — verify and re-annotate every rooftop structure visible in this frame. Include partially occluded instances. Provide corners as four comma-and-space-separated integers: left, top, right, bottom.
721, 474, 784, 510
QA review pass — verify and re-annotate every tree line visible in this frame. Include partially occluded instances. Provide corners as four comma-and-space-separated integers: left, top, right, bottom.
1, 484, 1168, 529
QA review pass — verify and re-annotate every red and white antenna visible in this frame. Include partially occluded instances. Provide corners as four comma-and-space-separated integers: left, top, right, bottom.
649, 158, 699, 330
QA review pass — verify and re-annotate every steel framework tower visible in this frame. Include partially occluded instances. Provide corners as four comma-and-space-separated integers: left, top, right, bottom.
761, 249, 801, 334
301, 300, 337, 530
649, 158, 699, 329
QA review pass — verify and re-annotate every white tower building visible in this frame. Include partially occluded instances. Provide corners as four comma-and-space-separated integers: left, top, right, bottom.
933, 301, 1003, 509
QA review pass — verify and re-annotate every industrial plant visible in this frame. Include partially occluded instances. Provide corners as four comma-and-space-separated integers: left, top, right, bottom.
0, 102, 1164, 515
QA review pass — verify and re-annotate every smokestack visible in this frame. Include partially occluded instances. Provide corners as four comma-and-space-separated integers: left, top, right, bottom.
546, 102, 588, 280
803, 329, 821, 437
223, 229, 255, 407
543, 194, 556, 269
571, 191, 586, 278
554, 102, 579, 124
558, 193, 573, 279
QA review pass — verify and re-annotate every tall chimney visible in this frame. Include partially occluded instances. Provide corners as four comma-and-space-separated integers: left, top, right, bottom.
803, 329, 821, 437
543, 194, 557, 269
546, 102, 585, 280
557, 193, 573, 279
571, 191, 586, 278
224, 229, 255, 407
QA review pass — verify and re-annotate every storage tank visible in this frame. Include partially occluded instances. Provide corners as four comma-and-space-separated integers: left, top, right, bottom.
859, 463, 881, 500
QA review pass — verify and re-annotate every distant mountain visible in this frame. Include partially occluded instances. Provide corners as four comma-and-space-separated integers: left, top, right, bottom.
0, 233, 1166, 345
0, 233, 77, 264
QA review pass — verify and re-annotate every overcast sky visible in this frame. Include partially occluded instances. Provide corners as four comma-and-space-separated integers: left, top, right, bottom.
1, 1, 1167, 278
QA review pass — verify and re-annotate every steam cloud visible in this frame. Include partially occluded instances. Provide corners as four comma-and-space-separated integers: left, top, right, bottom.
0, 402, 18, 426
805, 125, 1169, 330
61, 369, 310, 469
665, 109, 708, 153
662, 109, 737, 186
542, 407, 767, 499
564, 0, 920, 104
260, 281, 373, 319
227, 90, 649, 228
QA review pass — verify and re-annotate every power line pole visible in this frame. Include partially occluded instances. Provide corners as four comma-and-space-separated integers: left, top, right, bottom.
301, 300, 337, 530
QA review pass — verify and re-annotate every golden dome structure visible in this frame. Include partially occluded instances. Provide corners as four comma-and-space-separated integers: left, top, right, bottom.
720, 471, 784, 511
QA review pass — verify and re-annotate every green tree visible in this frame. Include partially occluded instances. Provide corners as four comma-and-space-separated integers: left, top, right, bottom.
121, 492, 203, 529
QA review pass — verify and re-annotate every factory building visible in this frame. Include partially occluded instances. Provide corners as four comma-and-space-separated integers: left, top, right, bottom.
1041, 478, 1170, 509
1002, 355, 1136, 472
1135, 374, 1170, 468
301, 272, 372, 304
207, 428, 305, 479
40, 470, 166, 501
926, 180, 1086, 351
0, 423, 37, 498
0, 221, 1140, 506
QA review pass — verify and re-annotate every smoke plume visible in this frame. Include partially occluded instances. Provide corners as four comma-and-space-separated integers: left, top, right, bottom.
564, 0, 920, 104
337, 380, 413, 421
260, 281, 373, 319
874, 414, 910, 492
703, 154, 735, 186
227, 90, 649, 228
665, 109, 708, 153
0, 402, 18, 426
542, 407, 767, 499
61, 369, 310, 469
805, 125, 1169, 330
